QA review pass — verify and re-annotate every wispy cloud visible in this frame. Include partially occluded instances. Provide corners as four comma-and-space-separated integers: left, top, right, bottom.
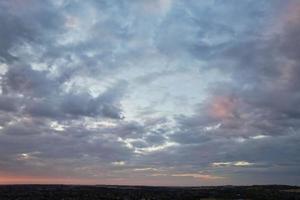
212, 161, 255, 167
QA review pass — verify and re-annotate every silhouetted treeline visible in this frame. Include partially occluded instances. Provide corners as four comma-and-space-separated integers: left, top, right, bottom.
0, 184, 299, 200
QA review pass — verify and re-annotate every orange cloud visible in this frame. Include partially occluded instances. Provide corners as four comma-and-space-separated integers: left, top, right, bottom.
209, 96, 236, 119
172, 173, 224, 180
0, 175, 93, 185
271, 0, 300, 33
0, 171, 87, 185
282, 0, 300, 26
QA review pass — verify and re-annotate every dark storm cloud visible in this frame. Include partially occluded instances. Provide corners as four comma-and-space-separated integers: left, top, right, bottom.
24, 88, 126, 119
3, 65, 59, 97
1, 64, 126, 119
59, 81, 126, 119
0, 95, 18, 112
0, 0, 65, 62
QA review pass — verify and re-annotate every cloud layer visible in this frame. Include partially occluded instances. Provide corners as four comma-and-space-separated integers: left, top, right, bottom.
0, 0, 299, 186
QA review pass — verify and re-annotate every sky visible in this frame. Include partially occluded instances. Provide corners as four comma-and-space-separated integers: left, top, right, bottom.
0, 0, 299, 186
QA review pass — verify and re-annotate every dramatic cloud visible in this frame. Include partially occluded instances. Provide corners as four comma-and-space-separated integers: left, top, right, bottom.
0, 0, 299, 186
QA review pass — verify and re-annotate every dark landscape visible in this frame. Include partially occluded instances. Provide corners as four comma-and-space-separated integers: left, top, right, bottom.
0, 185, 299, 200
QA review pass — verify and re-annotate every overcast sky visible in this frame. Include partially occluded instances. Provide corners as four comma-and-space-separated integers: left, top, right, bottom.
0, 0, 299, 186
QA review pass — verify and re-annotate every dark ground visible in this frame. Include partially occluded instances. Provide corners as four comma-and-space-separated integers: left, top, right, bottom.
0, 185, 299, 200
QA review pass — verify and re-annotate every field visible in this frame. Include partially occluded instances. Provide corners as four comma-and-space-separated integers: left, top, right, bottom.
0, 185, 299, 200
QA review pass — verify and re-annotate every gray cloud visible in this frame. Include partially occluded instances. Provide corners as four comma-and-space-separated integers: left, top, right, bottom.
0, 0, 299, 185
